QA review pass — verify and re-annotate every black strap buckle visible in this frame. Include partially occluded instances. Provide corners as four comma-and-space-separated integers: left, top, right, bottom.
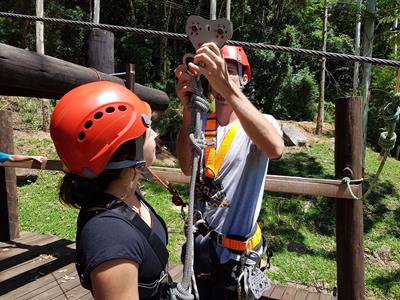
216, 232, 225, 246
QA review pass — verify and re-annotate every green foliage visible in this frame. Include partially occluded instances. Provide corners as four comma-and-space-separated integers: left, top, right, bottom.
152, 96, 182, 141
324, 100, 336, 123
273, 68, 319, 120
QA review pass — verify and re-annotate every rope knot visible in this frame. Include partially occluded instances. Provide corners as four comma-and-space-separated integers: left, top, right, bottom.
378, 131, 397, 151
382, 102, 400, 123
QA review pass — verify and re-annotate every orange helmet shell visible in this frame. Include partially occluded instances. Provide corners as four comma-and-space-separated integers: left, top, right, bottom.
50, 81, 151, 177
221, 45, 251, 81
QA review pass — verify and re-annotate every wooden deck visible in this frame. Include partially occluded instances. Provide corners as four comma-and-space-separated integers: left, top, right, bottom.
0, 232, 333, 299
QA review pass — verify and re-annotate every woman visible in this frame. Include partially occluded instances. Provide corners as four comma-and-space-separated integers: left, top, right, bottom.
50, 81, 169, 300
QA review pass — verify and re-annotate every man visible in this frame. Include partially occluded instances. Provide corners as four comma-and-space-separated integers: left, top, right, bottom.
175, 42, 284, 299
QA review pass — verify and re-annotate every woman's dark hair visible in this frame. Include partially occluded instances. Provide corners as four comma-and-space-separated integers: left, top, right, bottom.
59, 139, 136, 208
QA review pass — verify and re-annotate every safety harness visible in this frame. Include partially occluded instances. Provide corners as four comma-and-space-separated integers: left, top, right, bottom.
194, 113, 272, 300
76, 193, 171, 299
204, 112, 240, 179
197, 112, 264, 254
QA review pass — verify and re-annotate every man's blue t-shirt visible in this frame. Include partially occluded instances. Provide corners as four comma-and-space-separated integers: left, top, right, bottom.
0, 152, 10, 163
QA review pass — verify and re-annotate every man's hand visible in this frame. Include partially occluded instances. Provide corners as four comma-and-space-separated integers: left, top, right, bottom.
174, 64, 197, 108
188, 42, 231, 97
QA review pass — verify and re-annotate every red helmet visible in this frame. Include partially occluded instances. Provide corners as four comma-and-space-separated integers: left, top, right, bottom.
50, 81, 151, 178
221, 45, 251, 81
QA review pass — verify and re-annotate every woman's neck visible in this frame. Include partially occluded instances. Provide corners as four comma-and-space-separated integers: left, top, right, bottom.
104, 169, 140, 206
104, 168, 152, 226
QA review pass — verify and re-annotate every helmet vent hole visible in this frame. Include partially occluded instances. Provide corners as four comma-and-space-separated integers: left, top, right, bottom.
94, 112, 103, 119
84, 120, 93, 129
78, 132, 86, 141
118, 105, 127, 111
106, 107, 115, 113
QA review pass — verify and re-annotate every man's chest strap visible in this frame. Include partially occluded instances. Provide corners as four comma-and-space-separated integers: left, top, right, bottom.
204, 112, 241, 179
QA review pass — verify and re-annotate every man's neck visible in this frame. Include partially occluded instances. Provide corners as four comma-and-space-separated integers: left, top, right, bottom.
216, 110, 237, 126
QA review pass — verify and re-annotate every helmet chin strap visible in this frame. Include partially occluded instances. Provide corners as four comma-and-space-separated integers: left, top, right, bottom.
104, 135, 146, 170
236, 56, 245, 90
82, 135, 147, 178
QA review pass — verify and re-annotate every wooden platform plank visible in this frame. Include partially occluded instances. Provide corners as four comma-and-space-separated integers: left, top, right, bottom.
0, 245, 27, 261
7, 231, 38, 244
29, 274, 81, 300
75, 291, 94, 300
262, 283, 276, 298
319, 293, 333, 300
2, 263, 76, 299
0, 247, 75, 295
12, 231, 51, 245
293, 289, 308, 300
51, 282, 93, 300
169, 264, 183, 282
270, 284, 287, 299
306, 292, 320, 300
281, 286, 298, 300
1, 232, 332, 300
0, 239, 74, 272
0, 241, 74, 281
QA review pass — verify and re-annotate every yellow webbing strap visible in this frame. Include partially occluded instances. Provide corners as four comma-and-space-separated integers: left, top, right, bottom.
204, 113, 241, 178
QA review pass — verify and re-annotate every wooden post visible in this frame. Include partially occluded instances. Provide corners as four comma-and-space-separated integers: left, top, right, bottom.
86, 29, 115, 74
335, 96, 364, 300
0, 111, 19, 241
126, 64, 135, 92
87, 0, 115, 74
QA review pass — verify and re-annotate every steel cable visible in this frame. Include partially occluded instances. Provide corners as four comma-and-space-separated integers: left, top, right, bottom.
2, 11, 400, 67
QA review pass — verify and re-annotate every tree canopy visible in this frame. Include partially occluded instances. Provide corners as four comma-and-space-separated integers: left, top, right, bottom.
0, 0, 399, 150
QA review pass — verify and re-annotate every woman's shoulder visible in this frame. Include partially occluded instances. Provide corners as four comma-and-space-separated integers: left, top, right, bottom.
80, 210, 146, 240
80, 212, 146, 250
78, 211, 148, 266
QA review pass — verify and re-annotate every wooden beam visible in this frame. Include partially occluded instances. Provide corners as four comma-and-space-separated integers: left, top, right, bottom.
1, 162, 362, 200
335, 96, 364, 300
0, 43, 169, 111
0, 111, 19, 241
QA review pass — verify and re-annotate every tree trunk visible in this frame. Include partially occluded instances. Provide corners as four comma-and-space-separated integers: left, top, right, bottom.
353, 0, 362, 91
210, 0, 217, 20
93, 0, 100, 24
226, 0, 231, 20
361, 0, 376, 163
36, 0, 50, 132
316, 0, 328, 135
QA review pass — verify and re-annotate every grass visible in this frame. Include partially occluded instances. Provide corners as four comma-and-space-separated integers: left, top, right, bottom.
15, 134, 400, 300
